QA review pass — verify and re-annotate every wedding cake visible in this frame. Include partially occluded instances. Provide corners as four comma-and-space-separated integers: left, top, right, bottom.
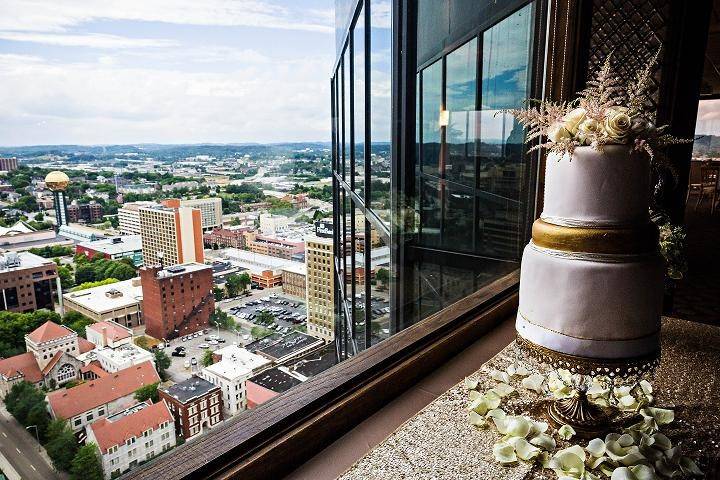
515, 145, 664, 359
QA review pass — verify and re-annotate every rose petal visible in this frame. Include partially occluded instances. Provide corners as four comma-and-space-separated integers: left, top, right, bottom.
521, 374, 545, 394
468, 410, 486, 427
464, 377, 479, 390
529, 433, 556, 451
629, 465, 657, 480
679, 456, 704, 477
558, 424, 576, 440
493, 441, 517, 464
610, 467, 636, 480
508, 437, 540, 461
490, 369, 510, 384
490, 383, 516, 398
586, 438, 606, 458
640, 407, 674, 426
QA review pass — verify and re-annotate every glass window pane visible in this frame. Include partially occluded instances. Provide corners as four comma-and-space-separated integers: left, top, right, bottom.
421, 60, 443, 178
445, 38, 478, 187
343, 48, 351, 181
369, 0, 392, 228
419, 178, 441, 247
354, 8, 366, 199
368, 222, 391, 345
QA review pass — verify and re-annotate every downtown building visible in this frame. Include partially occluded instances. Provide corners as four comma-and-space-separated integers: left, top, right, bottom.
159, 376, 223, 440
140, 263, 214, 340
68, 202, 103, 223
0, 251, 59, 313
139, 199, 204, 267
305, 231, 335, 342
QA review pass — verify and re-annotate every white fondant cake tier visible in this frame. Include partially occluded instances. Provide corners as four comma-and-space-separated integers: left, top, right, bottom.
517, 243, 663, 359
541, 145, 651, 227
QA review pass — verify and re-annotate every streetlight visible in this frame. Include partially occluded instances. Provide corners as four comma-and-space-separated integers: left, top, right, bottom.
26, 425, 40, 451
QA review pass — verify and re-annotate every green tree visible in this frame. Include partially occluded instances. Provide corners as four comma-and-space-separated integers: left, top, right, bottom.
26, 403, 51, 443
71, 278, 119, 292
5, 382, 47, 427
134, 382, 159, 403
251, 326, 272, 340
201, 349, 215, 367
14, 195, 38, 212
154, 350, 171, 381
74, 264, 96, 284
256, 310, 275, 325
238, 272, 251, 292
61, 311, 94, 338
210, 308, 235, 330
45, 419, 78, 471
0, 309, 61, 358
375, 268, 390, 287
57, 265, 75, 290
225, 274, 242, 298
70, 443, 103, 480
213, 286, 225, 302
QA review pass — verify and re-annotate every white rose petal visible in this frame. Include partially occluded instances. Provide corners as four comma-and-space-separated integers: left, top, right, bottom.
468, 389, 481, 401
629, 464, 658, 480
639, 380, 653, 395
490, 383, 516, 398
486, 408, 506, 419
521, 373, 545, 394
640, 407, 674, 426
464, 377, 479, 390
586, 438, 606, 458
468, 410, 486, 427
508, 437, 540, 461
610, 467, 636, 480
558, 424, 576, 440
490, 369, 510, 384
493, 441, 517, 464
562, 107, 587, 135
529, 433, 556, 451
547, 123, 572, 143
588, 456, 609, 470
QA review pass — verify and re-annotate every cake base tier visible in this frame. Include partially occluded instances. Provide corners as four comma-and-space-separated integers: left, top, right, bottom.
518, 242, 663, 359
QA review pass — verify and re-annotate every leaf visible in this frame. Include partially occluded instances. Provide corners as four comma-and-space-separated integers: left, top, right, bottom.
558, 425, 576, 440
493, 441, 517, 464
521, 373, 545, 394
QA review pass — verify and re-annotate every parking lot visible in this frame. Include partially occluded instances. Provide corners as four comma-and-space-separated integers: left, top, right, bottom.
229, 292, 307, 335
163, 327, 249, 382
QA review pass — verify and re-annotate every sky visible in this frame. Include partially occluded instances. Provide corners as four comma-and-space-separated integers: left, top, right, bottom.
0, 0, 335, 146
695, 99, 720, 136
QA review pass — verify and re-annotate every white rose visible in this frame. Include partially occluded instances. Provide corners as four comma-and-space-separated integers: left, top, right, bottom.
547, 122, 571, 143
562, 107, 586, 135
604, 107, 632, 141
576, 119, 602, 144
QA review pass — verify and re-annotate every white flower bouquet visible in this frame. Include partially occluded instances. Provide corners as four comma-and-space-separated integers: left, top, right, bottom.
505, 51, 691, 160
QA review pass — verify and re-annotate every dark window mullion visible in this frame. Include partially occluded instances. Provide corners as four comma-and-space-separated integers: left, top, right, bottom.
474, 33, 483, 252
364, 1, 372, 350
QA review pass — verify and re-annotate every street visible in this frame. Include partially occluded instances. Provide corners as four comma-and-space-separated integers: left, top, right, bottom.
0, 409, 63, 480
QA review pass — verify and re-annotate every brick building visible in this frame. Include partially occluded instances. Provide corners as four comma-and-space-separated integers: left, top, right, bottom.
68, 202, 103, 223
247, 235, 304, 260
203, 227, 252, 249
140, 263, 214, 340
281, 263, 306, 298
0, 157, 18, 172
0, 251, 59, 313
159, 376, 223, 440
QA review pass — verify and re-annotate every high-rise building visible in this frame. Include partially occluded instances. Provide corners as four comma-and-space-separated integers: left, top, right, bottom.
45, 171, 70, 229
305, 232, 335, 342
0, 252, 59, 313
178, 197, 223, 232
118, 201, 156, 235
139, 199, 204, 267
0, 157, 18, 172
67, 202, 103, 223
140, 263, 214, 340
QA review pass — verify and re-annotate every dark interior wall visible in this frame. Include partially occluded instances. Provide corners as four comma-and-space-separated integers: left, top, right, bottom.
417, 0, 532, 67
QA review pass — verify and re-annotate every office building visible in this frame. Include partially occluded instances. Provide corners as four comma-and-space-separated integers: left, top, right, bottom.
64, 278, 144, 328
259, 213, 289, 235
45, 171, 70, 229
139, 199, 204, 267
140, 263, 214, 340
0, 251, 59, 313
68, 202, 103, 223
46, 361, 160, 432
305, 234, 334, 342
179, 197, 223, 232
58, 224, 111, 242
198, 345, 271, 416
76, 235, 144, 266
203, 226, 252, 249
220, 248, 299, 289
248, 235, 304, 260
118, 202, 156, 235
281, 263, 306, 298
159, 376, 223, 440
86, 401, 175, 479
0, 157, 18, 172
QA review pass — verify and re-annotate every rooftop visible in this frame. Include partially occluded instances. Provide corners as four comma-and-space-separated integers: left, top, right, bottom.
220, 248, 300, 274
281, 262, 307, 276
89, 401, 173, 454
26, 321, 76, 344
47, 361, 160, 419
0, 352, 42, 383
86, 320, 133, 342
78, 235, 142, 255
204, 345, 270, 380
151, 262, 212, 279
64, 278, 143, 314
247, 367, 302, 394
95, 344, 152, 365
287, 343, 341, 379
253, 332, 323, 362
0, 251, 55, 271
160, 376, 220, 404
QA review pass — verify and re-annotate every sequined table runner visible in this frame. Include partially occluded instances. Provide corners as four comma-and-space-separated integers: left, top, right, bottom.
338, 318, 720, 480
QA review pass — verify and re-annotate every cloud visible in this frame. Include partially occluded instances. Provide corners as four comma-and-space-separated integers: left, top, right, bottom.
0, 52, 332, 145
0, 31, 177, 49
0, 0, 333, 34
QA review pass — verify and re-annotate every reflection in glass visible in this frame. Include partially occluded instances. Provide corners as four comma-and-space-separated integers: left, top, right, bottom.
354, 8, 365, 198
421, 59, 443, 178
369, 222, 391, 344
445, 39, 478, 187
343, 49, 351, 181
369, 0, 392, 227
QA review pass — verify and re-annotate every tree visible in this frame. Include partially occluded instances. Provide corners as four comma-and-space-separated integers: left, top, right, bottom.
154, 350, 171, 381
70, 443, 103, 480
26, 403, 50, 443
134, 382, 159, 403
251, 326, 272, 340
5, 381, 47, 428
238, 272, 251, 292
213, 286, 225, 302
62, 311, 95, 338
375, 268, 390, 287
57, 265, 75, 291
256, 310, 275, 325
74, 264, 96, 284
210, 308, 235, 330
45, 419, 78, 471
71, 277, 119, 292
201, 349, 215, 367
0, 309, 61, 358
225, 274, 242, 298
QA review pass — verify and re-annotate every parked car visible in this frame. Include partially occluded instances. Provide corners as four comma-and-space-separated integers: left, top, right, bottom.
198, 343, 210, 349
208, 340, 219, 346
190, 357, 198, 366
218, 338, 226, 343
172, 350, 187, 357
184, 360, 191, 368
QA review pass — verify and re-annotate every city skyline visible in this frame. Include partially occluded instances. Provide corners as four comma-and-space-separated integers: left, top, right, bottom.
0, 0, 334, 146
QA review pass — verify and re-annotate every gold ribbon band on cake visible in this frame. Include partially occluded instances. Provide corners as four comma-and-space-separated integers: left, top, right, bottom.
531, 219, 658, 254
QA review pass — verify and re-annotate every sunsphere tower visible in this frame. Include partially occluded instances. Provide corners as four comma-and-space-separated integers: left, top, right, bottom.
45, 171, 70, 230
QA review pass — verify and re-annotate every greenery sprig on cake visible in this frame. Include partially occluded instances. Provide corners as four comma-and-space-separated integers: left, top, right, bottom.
505, 51, 691, 160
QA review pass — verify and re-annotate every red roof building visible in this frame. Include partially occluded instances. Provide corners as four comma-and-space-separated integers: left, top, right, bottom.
47, 361, 160, 432
86, 401, 176, 479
